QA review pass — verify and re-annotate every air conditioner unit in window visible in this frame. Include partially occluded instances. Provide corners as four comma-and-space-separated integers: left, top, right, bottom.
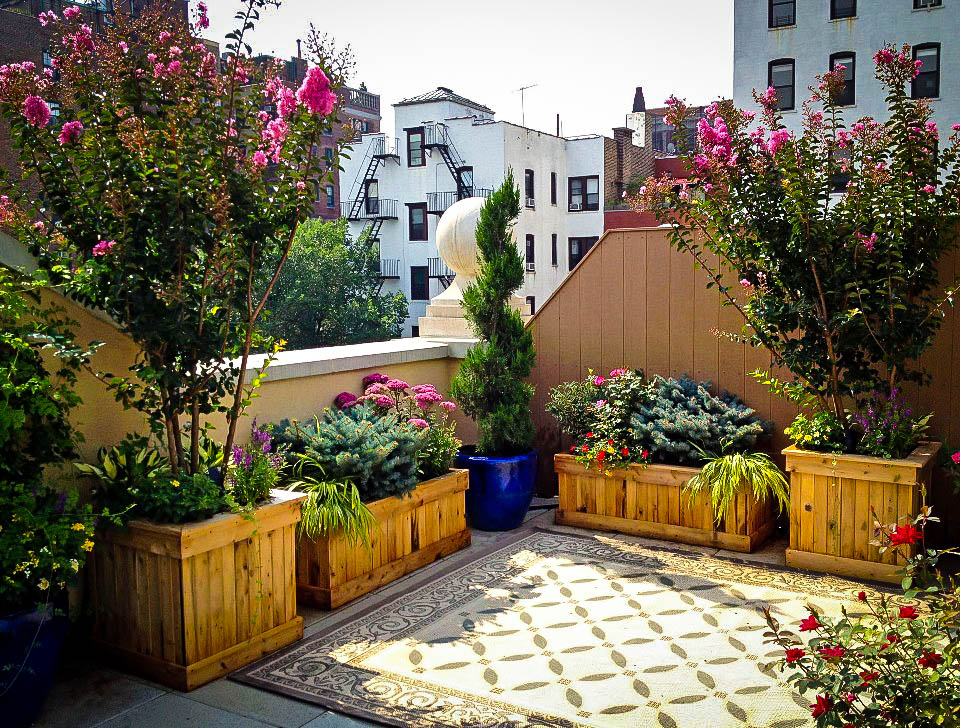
569, 202, 582, 211
526, 262, 536, 272
525, 197, 536, 208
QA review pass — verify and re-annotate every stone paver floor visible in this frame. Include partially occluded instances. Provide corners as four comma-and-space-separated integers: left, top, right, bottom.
33, 500, 790, 727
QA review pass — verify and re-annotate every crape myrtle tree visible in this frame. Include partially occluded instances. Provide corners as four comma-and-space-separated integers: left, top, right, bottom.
0, 0, 343, 474
632, 45, 960, 437
449, 171, 536, 455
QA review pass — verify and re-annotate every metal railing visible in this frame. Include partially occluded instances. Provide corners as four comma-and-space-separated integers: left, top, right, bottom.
428, 257, 455, 279
340, 198, 398, 220
344, 87, 380, 114
380, 259, 401, 279
426, 187, 494, 215
370, 134, 400, 158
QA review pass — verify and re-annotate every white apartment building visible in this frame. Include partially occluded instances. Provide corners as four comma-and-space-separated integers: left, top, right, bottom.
734, 0, 960, 135
339, 87, 605, 336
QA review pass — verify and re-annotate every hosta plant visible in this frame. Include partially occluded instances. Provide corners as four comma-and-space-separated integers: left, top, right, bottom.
633, 44, 960, 446
764, 509, 959, 727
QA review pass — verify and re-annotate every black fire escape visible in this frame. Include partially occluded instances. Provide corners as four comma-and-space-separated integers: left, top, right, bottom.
343, 135, 400, 242
424, 123, 473, 200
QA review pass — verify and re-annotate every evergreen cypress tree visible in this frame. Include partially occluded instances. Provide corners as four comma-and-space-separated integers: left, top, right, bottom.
449, 171, 536, 455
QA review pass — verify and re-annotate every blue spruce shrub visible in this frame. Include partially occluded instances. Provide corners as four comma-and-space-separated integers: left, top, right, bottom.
631, 375, 769, 464
274, 403, 424, 502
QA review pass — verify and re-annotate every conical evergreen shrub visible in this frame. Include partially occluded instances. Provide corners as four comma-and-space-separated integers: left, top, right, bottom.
449, 171, 536, 455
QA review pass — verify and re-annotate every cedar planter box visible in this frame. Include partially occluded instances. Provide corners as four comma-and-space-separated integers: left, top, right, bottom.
296, 469, 471, 610
554, 454, 776, 552
784, 442, 940, 584
88, 490, 306, 691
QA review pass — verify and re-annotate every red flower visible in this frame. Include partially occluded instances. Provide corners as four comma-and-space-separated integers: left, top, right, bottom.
889, 524, 922, 546
641, 449, 649, 459
784, 648, 805, 664
918, 651, 943, 669
845, 693, 856, 704
810, 695, 833, 719
880, 633, 901, 650
580, 445, 589, 453
569, 446, 576, 453
799, 614, 821, 632
586, 431, 594, 438
607, 439, 614, 446
898, 606, 919, 620
818, 646, 846, 660
857, 591, 867, 602
621, 447, 629, 456
597, 451, 606, 461
858, 670, 879, 686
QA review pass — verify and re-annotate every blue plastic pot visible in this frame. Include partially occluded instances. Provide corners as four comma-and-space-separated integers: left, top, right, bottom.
455, 447, 538, 531
0, 605, 69, 728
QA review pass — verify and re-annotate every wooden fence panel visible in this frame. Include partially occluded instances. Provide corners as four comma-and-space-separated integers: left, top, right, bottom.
528, 227, 960, 546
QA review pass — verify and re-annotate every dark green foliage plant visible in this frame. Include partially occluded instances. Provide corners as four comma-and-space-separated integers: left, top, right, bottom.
546, 378, 600, 441
632, 375, 769, 465
274, 404, 424, 502
449, 171, 536, 455
258, 219, 408, 350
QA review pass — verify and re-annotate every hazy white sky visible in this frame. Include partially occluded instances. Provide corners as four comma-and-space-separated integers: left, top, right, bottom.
205, 0, 733, 138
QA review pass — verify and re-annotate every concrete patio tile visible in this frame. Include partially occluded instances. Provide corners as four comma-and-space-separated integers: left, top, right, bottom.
32, 664, 166, 728
717, 536, 790, 567
97, 693, 273, 728
299, 711, 382, 728
186, 678, 325, 728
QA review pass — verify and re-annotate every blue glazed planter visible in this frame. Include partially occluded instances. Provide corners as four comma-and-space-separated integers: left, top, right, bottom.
0, 605, 69, 728
455, 447, 538, 531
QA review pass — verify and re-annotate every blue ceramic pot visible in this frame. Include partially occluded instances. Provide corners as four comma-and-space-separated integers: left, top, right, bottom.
455, 447, 538, 531
0, 605, 69, 728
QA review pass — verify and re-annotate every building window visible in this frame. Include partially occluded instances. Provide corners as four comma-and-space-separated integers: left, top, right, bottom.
768, 59, 796, 111
411, 325, 420, 337
912, 44, 940, 99
525, 234, 535, 270
410, 266, 429, 301
364, 179, 379, 215
568, 237, 598, 271
325, 185, 335, 209
524, 169, 535, 207
830, 0, 855, 19
568, 175, 600, 211
48, 101, 61, 126
551, 234, 558, 266
324, 147, 334, 166
550, 172, 557, 205
406, 127, 424, 167
768, 0, 795, 27
831, 148, 852, 192
914, 0, 942, 8
312, 180, 321, 202
525, 296, 536, 316
830, 53, 855, 106
408, 203, 428, 241
458, 166, 474, 196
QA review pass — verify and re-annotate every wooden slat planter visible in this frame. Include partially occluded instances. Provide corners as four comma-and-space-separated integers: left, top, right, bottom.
554, 454, 776, 552
296, 469, 471, 610
784, 442, 940, 584
88, 490, 306, 691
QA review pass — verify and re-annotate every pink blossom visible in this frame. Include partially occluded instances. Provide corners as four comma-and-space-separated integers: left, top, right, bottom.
147, 53, 157, 64
855, 232, 877, 252
742, 110, 756, 121
159, 31, 172, 44
167, 60, 181, 75
296, 180, 306, 191
386, 378, 410, 391
595, 400, 607, 408
766, 129, 792, 154
407, 418, 429, 429
296, 67, 337, 115
251, 150, 268, 168
23, 96, 51, 127
953, 124, 960, 132
922, 184, 936, 194
263, 117, 289, 145
38, 10, 57, 26
32, 220, 45, 232
58, 120, 84, 145
925, 121, 939, 139
609, 368, 627, 377
63, 6, 81, 20
0, 195, 12, 224
758, 86, 778, 109
168, 46, 182, 58
92, 239, 117, 257
276, 86, 297, 118
835, 130, 851, 148
195, 1, 210, 30
439, 400, 457, 411
374, 395, 394, 408
593, 375, 605, 386
119, 41, 129, 54
874, 49, 895, 65
951, 451, 960, 465
740, 278, 753, 288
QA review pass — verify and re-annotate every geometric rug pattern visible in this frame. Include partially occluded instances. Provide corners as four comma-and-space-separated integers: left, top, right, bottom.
234, 529, 881, 727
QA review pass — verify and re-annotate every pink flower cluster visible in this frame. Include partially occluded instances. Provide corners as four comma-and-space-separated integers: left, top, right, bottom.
58, 120, 84, 145
63, 6, 81, 20
92, 239, 117, 257
696, 112, 737, 170
855, 232, 877, 252
194, 1, 210, 31
0, 194, 13, 224
765, 129, 792, 154
23, 95, 51, 127
296, 67, 336, 116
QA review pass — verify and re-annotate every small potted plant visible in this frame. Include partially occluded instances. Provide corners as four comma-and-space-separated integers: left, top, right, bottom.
550, 371, 781, 552
278, 375, 470, 609
449, 172, 539, 531
0, 269, 101, 727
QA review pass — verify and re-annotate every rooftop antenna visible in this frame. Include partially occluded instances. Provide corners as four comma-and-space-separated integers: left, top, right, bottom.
514, 84, 538, 127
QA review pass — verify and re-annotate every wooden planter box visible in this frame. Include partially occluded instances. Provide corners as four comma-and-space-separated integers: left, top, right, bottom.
784, 442, 940, 583
297, 469, 471, 610
554, 454, 776, 552
88, 490, 306, 691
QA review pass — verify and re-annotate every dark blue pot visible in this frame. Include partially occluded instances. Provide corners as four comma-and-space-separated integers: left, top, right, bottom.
455, 447, 538, 531
0, 605, 69, 728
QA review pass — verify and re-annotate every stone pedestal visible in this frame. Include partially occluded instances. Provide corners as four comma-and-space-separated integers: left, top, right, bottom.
418, 196, 530, 340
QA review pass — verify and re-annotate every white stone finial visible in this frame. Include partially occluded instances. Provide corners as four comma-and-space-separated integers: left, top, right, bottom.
434, 196, 485, 303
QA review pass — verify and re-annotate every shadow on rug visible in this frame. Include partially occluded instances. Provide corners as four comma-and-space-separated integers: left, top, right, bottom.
232, 529, 882, 727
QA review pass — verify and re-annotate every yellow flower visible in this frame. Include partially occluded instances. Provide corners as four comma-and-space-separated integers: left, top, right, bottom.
82, 539, 95, 552
71, 522, 86, 531
38, 578, 50, 591
804, 434, 812, 441
171, 479, 180, 488
70, 559, 79, 572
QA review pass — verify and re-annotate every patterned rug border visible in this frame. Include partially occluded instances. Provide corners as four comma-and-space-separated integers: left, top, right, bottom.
230, 526, 899, 726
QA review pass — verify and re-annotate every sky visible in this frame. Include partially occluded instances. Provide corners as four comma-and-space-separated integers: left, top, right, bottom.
205, 0, 734, 139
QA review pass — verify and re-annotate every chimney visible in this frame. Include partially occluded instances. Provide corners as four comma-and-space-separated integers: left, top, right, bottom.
632, 87, 645, 113
296, 39, 302, 60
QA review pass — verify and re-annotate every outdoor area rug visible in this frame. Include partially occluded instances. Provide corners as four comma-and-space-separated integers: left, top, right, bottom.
233, 529, 884, 728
